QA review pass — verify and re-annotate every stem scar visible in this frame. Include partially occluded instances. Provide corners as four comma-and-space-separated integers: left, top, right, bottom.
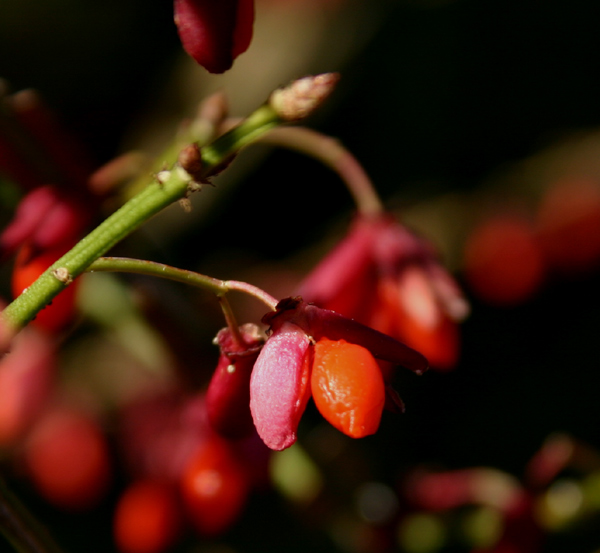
52, 267, 73, 285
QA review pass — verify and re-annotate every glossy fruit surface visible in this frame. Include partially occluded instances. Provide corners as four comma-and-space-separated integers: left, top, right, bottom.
311, 338, 385, 438
180, 436, 248, 536
114, 480, 181, 553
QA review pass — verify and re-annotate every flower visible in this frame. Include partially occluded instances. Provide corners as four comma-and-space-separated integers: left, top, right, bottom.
249, 297, 427, 450
298, 213, 469, 371
174, 0, 254, 74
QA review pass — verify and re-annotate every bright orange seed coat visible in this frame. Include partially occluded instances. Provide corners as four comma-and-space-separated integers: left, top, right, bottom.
311, 338, 385, 438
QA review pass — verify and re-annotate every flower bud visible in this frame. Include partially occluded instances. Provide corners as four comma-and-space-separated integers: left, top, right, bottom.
269, 73, 340, 122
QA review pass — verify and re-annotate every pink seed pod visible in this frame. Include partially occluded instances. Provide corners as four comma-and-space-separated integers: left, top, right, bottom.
249, 322, 312, 451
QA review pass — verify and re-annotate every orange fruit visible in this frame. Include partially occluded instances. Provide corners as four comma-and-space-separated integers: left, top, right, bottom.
311, 338, 385, 438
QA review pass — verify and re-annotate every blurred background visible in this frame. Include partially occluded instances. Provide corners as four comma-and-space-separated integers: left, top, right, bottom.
3, 0, 600, 552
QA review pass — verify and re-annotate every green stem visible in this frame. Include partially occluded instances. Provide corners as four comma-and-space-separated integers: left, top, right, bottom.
1, 103, 284, 331
87, 257, 278, 312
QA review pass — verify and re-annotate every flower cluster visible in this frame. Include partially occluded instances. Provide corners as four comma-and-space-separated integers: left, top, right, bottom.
299, 213, 470, 370
214, 297, 428, 451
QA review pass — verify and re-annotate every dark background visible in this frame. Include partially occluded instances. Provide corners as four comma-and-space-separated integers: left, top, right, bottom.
2, 1, 600, 551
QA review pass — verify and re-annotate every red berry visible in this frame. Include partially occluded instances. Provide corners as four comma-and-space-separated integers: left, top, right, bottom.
24, 406, 111, 510
180, 436, 248, 536
114, 480, 181, 553
463, 215, 545, 306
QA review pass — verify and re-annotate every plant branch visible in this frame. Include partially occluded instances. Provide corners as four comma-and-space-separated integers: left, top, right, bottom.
87, 257, 278, 312
1, 100, 285, 332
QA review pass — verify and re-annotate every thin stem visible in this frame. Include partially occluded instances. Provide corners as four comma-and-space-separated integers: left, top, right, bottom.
87, 257, 279, 312
224, 281, 278, 311
258, 126, 384, 216
201, 105, 282, 169
217, 295, 244, 347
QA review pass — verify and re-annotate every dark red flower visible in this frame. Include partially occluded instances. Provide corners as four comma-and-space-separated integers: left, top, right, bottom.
174, 0, 254, 74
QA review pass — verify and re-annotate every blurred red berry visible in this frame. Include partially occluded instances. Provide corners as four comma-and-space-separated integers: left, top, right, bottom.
536, 177, 600, 275
119, 390, 209, 483
114, 480, 181, 553
11, 241, 79, 333
180, 435, 248, 536
24, 406, 111, 510
0, 327, 54, 446
174, 0, 254, 73
463, 215, 545, 306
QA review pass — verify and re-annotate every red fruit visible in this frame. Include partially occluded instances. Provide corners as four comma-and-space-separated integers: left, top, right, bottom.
114, 480, 181, 553
24, 406, 111, 510
311, 338, 385, 438
463, 215, 545, 306
12, 242, 78, 333
181, 436, 248, 536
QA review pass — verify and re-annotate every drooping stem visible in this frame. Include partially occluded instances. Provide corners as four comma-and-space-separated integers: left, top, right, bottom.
258, 126, 384, 216
217, 295, 245, 347
87, 257, 278, 312
224, 281, 278, 311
